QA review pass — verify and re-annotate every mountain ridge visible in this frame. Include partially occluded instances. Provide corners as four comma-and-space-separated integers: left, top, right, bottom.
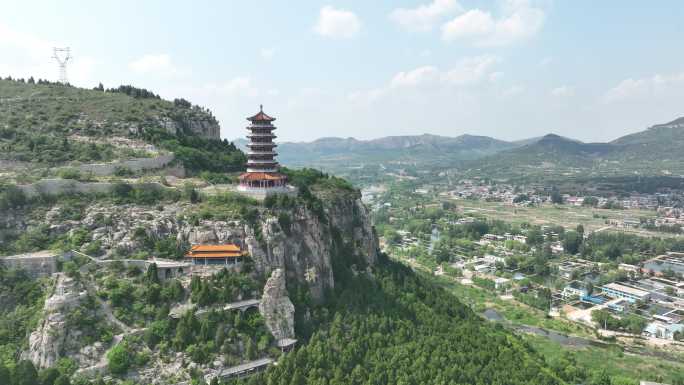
236, 115, 684, 180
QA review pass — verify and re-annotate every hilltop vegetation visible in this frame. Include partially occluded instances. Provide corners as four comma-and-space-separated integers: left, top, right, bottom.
0, 78, 244, 173
0, 77, 217, 139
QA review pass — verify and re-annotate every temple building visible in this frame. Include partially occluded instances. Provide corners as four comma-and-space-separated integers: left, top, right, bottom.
184, 244, 246, 266
238, 106, 288, 192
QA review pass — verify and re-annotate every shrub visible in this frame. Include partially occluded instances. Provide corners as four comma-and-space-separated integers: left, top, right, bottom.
107, 342, 131, 375
57, 168, 82, 180
113, 166, 134, 177
278, 213, 292, 235
0, 184, 27, 210
199, 171, 233, 184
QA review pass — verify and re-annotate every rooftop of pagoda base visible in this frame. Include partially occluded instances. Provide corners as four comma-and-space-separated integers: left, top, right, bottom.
235, 183, 297, 200
236, 172, 297, 200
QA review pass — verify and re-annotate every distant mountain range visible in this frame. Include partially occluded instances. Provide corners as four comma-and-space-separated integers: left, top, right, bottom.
234, 133, 519, 168
472, 117, 684, 179
234, 116, 684, 180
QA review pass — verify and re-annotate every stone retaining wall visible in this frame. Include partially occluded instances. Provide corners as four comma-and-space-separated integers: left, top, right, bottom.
0, 251, 59, 278
17, 179, 167, 198
75, 154, 176, 176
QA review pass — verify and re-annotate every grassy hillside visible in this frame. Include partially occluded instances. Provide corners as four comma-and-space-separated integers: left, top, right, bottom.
0, 79, 217, 138
0, 78, 244, 174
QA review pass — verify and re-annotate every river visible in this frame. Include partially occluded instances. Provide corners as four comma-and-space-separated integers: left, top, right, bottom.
482, 308, 594, 348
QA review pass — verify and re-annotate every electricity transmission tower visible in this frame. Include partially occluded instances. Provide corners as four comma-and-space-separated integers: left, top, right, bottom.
52, 47, 71, 84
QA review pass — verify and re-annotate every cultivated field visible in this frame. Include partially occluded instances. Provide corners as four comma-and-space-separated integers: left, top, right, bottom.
456, 200, 676, 238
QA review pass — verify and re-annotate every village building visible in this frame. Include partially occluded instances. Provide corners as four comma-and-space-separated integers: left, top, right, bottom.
185, 244, 246, 267
601, 282, 651, 303
643, 321, 684, 340
493, 277, 511, 290
238, 105, 289, 193
562, 281, 590, 299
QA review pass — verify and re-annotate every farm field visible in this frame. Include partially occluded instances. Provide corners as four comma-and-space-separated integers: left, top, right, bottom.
455, 200, 675, 238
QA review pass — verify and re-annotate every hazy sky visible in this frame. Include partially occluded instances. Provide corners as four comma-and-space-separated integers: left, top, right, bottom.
1, 1, 683, 142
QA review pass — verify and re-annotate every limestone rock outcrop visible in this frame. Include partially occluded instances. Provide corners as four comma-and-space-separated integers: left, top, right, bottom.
6, 189, 379, 303
157, 116, 220, 140
244, 193, 379, 301
25, 274, 87, 369
259, 269, 295, 340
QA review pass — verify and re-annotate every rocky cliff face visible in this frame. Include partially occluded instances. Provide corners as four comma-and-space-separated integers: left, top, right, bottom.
80, 193, 376, 301
157, 116, 220, 140
259, 269, 295, 340
12, 187, 378, 382
25, 274, 88, 369
244, 194, 378, 301
9, 191, 378, 303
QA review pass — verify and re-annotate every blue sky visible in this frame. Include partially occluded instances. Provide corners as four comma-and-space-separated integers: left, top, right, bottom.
1, 1, 683, 142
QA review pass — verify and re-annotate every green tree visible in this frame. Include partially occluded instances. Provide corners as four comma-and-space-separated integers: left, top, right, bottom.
563, 231, 582, 255
53, 376, 70, 385
526, 228, 544, 246
0, 184, 27, 210
107, 342, 131, 375
589, 369, 612, 385
14, 360, 39, 385
173, 311, 197, 350
39, 368, 60, 385
0, 362, 10, 385
245, 338, 257, 360
145, 263, 160, 284
583, 196, 599, 207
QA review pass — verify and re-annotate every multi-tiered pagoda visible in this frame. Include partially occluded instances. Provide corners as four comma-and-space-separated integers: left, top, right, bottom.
238, 105, 288, 191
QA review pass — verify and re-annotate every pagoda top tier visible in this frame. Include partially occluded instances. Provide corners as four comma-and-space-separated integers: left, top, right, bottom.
247, 105, 276, 123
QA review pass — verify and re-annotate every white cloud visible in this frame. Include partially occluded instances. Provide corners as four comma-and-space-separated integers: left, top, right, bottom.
129, 54, 177, 75
313, 6, 361, 39
441, 0, 545, 46
388, 56, 499, 89
390, 66, 440, 87
350, 56, 500, 105
603, 72, 684, 103
260, 48, 276, 60
442, 55, 499, 85
390, 0, 461, 32
604, 78, 647, 102
551, 85, 574, 97
441, 10, 494, 40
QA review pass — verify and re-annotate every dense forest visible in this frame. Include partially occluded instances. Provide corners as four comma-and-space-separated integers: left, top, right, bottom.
228, 250, 569, 385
